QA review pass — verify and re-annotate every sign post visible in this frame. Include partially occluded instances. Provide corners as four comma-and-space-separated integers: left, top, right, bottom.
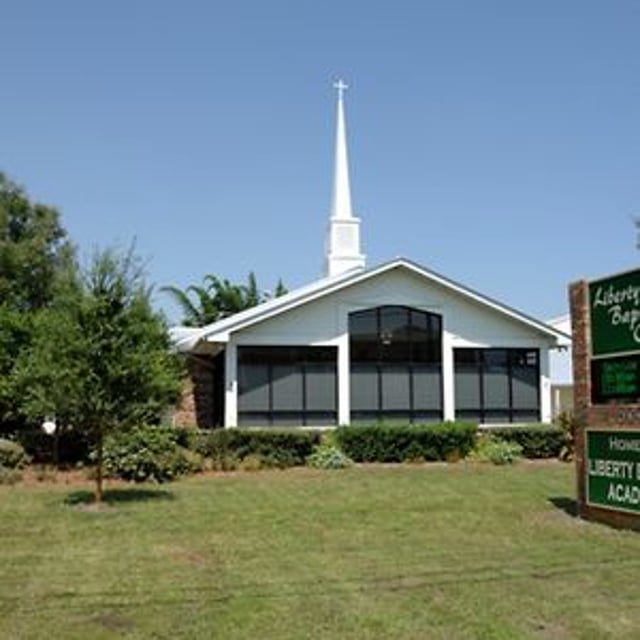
570, 267, 640, 530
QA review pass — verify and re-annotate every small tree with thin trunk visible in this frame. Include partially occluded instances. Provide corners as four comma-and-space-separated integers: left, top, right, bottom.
13, 247, 182, 502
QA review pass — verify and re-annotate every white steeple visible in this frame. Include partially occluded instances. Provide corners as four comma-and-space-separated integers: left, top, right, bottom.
325, 80, 365, 277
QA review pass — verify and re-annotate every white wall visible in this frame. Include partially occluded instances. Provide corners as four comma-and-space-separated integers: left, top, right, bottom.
548, 314, 573, 385
224, 268, 558, 426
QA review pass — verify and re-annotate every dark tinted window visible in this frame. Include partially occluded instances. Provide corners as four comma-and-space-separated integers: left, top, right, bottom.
349, 306, 443, 422
238, 346, 337, 426
454, 348, 540, 423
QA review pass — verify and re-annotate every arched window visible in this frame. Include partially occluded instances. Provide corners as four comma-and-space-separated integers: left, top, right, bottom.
349, 306, 442, 423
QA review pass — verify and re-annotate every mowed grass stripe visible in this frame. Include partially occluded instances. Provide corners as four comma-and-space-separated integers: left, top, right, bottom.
2, 462, 640, 639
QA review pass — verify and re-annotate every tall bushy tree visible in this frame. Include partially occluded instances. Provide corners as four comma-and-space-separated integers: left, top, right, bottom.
13, 248, 182, 502
162, 271, 287, 327
0, 173, 76, 427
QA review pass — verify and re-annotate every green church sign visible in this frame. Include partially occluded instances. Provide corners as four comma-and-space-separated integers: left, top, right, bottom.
586, 429, 640, 514
589, 268, 640, 358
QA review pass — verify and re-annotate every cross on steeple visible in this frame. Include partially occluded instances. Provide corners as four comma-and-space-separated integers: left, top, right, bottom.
333, 79, 349, 100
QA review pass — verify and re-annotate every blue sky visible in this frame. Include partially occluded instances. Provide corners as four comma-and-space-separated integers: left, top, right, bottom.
2, 1, 639, 324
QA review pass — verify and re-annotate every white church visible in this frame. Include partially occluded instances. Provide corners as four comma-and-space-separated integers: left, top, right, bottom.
171, 83, 567, 429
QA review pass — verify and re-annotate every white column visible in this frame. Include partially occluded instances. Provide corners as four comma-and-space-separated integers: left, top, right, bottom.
224, 341, 238, 428
539, 348, 552, 423
442, 332, 455, 421
337, 332, 351, 425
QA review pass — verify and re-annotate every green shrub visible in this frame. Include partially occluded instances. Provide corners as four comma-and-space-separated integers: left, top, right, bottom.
334, 422, 477, 463
238, 454, 265, 472
0, 438, 30, 469
306, 444, 353, 469
198, 429, 322, 469
487, 424, 564, 459
207, 452, 240, 472
101, 425, 203, 483
469, 436, 523, 465
0, 466, 22, 485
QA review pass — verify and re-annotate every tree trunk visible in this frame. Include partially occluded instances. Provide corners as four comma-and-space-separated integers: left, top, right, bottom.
95, 429, 103, 503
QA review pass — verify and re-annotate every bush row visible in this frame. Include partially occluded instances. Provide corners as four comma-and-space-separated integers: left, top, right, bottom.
485, 424, 564, 459
196, 428, 322, 469
334, 422, 477, 463
2, 421, 569, 482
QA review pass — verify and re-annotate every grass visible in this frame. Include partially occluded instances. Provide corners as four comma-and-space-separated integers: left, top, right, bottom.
1, 462, 640, 639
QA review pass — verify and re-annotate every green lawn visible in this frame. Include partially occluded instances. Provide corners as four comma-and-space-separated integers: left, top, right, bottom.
1, 462, 639, 639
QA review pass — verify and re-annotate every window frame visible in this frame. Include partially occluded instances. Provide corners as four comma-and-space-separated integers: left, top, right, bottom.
349, 306, 443, 423
237, 346, 338, 426
453, 348, 541, 423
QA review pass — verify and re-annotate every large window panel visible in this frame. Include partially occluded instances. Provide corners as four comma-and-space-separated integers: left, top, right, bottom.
512, 367, 539, 409
351, 365, 379, 411
380, 307, 411, 362
305, 364, 336, 412
483, 370, 510, 409
413, 366, 442, 411
454, 368, 481, 410
271, 365, 303, 411
381, 366, 411, 410
350, 308, 378, 362
238, 364, 270, 411
238, 346, 337, 426
453, 348, 540, 423
349, 306, 443, 422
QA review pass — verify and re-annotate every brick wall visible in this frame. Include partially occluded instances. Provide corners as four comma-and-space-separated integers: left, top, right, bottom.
172, 355, 218, 429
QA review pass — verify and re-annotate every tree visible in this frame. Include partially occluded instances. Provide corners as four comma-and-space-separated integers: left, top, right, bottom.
13, 247, 182, 502
0, 173, 76, 428
162, 271, 287, 327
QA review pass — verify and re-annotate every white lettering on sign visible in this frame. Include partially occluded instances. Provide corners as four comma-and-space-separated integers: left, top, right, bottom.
593, 284, 640, 310
607, 305, 640, 343
607, 483, 640, 505
593, 283, 640, 347
609, 436, 640, 453
588, 459, 636, 480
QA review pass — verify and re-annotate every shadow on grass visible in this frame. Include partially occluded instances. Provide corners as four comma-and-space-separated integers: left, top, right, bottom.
65, 487, 175, 506
549, 496, 578, 517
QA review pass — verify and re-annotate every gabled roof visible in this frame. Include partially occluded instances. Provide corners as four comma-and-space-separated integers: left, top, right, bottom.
170, 257, 569, 352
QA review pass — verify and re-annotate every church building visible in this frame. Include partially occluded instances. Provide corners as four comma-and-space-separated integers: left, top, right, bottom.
171, 83, 566, 428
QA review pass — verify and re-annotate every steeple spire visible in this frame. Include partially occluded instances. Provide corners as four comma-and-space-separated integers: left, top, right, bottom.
325, 80, 365, 277
331, 80, 353, 219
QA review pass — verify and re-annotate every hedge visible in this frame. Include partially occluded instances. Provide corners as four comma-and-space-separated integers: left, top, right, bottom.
486, 424, 564, 459
0, 438, 30, 469
102, 425, 202, 483
334, 422, 477, 463
197, 428, 322, 468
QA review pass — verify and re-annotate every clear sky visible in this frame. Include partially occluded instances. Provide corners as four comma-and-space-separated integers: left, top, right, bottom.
2, 1, 638, 324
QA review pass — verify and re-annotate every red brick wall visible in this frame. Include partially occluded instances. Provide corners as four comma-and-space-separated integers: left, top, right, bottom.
172, 356, 217, 428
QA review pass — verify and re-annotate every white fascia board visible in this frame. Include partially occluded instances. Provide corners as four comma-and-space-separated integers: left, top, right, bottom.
172, 257, 568, 352
168, 326, 203, 352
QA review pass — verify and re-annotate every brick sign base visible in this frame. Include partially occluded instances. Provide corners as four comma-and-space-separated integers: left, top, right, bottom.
570, 281, 640, 530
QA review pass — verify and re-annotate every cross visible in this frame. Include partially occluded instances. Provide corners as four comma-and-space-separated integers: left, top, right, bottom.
333, 79, 349, 100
